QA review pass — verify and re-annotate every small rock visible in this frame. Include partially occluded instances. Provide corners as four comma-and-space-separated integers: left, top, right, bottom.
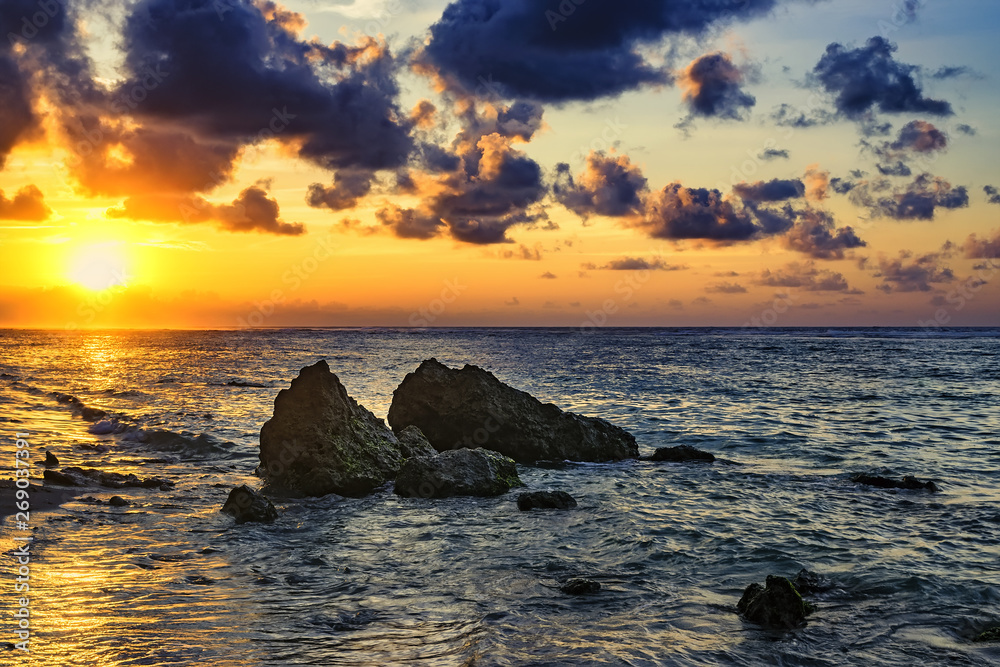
646, 444, 715, 463
791, 569, 832, 596
88, 420, 117, 435
44, 451, 59, 467
737, 575, 812, 629
974, 626, 1000, 642
851, 473, 938, 492
560, 578, 601, 595
108, 496, 129, 507
396, 425, 437, 459
517, 490, 578, 511
394, 448, 523, 498
43, 466, 174, 489
79, 406, 107, 422
221, 484, 278, 524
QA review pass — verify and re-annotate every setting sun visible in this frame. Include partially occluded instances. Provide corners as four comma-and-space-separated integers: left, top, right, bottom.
67, 243, 130, 291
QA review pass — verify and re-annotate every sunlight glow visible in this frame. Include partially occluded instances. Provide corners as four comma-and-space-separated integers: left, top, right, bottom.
67, 242, 130, 291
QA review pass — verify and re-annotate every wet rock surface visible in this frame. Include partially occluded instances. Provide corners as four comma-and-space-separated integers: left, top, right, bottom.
43, 466, 174, 490
222, 485, 278, 524
645, 444, 716, 463
737, 575, 813, 629
517, 490, 578, 511
561, 578, 601, 595
851, 473, 939, 492
394, 448, 523, 498
387, 359, 638, 463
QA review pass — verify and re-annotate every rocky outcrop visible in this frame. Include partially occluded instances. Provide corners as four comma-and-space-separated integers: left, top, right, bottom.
44, 451, 59, 467
560, 578, 601, 595
791, 569, 832, 596
394, 448, 523, 499
221, 485, 278, 523
850, 473, 939, 492
42, 466, 174, 490
737, 575, 813, 629
974, 626, 1000, 642
258, 360, 405, 497
396, 425, 437, 460
387, 359, 638, 463
645, 444, 715, 463
517, 490, 577, 511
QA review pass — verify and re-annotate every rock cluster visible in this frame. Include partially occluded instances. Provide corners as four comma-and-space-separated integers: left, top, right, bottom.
850, 473, 939, 492
394, 448, 522, 498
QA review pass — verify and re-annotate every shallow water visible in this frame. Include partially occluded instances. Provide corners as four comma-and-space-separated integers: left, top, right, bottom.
1, 327, 999, 665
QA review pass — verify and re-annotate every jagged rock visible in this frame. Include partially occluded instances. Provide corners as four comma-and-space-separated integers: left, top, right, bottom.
646, 444, 715, 463
394, 448, 523, 498
792, 569, 832, 596
108, 495, 129, 507
396, 425, 437, 459
974, 626, 1000, 642
387, 359, 638, 463
42, 466, 174, 490
258, 360, 406, 497
221, 485, 278, 524
851, 473, 938, 492
44, 451, 59, 467
561, 578, 600, 595
517, 490, 577, 511
737, 575, 813, 629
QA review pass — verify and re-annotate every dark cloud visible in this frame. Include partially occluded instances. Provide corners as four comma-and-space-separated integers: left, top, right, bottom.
0, 185, 51, 221
811, 37, 952, 118
554, 152, 647, 219
984, 186, 1000, 205
869, 251, 954, 292
929, 66, 977, 80
678, 52, 755, 120
754, 261, 858, 292
307, 171, 375, 211
783, 208, 866, 259
733, 178, 805, 202
0, 54, 35, 168
587, 257, 685, 271
539, 271, 557, 279
760, 148, 790, 161
769, 103, 834, 128
107, 185, 304, 235
829, 177, 857, 194
891, 120, 947, 153
850, 173, 969, 220
374, 204, 443, 240
955, 124, 976, 136
418, 0, 781, 102
876, 161, 912, 177
706, 282, 747, 294
962, 229, 1000, 259
638, 184, 759, 241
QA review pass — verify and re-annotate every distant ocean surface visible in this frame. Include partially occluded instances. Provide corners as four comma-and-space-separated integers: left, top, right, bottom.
1, 327, 999, 666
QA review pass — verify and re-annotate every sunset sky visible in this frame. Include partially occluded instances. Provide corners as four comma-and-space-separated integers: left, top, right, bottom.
1, 0, 998, 328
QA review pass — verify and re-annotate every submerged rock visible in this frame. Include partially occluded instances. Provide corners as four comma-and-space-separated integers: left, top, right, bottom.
396, 425, 437, 460
221, 485, 278, 524
560, 578, 601, 595
43, 466, 173, 490
258, 360, 406, 497
737, 575, 813, 629
791, 569, 833, 596
394, 448, 523, 498
108, 495, 129, 507
851, 473, 939, 492
974, 626, 1000, 642
387, 359, 638, 463
517, 490, 578, 511
88, 420, 117, 435
645, 444, 715, 463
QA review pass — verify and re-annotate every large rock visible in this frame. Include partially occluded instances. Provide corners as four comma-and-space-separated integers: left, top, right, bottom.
394, 448, 523, 498
737, 575, 813, 629
387, 359, 638, 463
258, 360, 405, 497
222, 485, 278, 524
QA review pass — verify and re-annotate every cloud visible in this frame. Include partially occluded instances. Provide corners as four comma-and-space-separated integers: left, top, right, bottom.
588, 257, 686, 271
754, 261, 859, 292
733, 178, 805, 202
0, 54, 35, 169
955, 124, 976, 136
760, 148, 790, 161
962, 229, 1000, 259
868, 250, 954, 292
782, 208, 866, 259
307, 171, 375, 211
810, 37, 952, 118
638, 183, 759, 241
706, 282, 747, 294
107, 185, 305, 235
554, 152, 647, 219
678, 52, 755, 120
417, 0, 781, 102
539, 271, 557, 279
876, 161, 912, 177
0, 186, 51, 221
985, 186, 1000, 205
891, 120, 948, 153
850, 173, 969, 220
769, 103, 834, 128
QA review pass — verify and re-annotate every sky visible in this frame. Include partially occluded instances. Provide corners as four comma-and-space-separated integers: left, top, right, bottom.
0, 0, 998, 328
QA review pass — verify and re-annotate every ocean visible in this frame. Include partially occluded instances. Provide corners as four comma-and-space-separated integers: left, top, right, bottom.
1, 327, 999, 666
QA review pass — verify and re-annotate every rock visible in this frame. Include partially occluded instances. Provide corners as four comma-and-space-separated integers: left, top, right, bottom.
791, 569, 832, 596
561, 578, 601, 595
258, 360, 406, 497
851, 473, 938, 492
387, 359, 638, 463
108, 495, 129, 507
396, 425, 437, 460
79, 406, 107, 422
394, 448, 523, 498
43, 466, 174, 489
88, 420, 117, 435
974, 626, 1000, 642
737, 575, 813, 629
645, 444, 715, 463
517, 490, 578, 511
221, 484, 278, 524
44, 451, 59, 467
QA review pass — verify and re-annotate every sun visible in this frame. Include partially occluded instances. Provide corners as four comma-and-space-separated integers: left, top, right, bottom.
67, 242, 131, 291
